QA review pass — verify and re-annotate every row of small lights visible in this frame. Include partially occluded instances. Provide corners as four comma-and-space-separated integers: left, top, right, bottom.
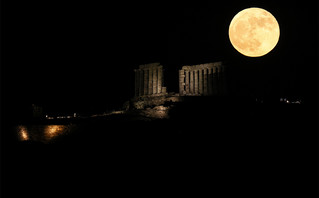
256, 98, 302, 104
45, 111, 125, 120
44, 97, 301, 120
46, 113, 77, 119
279, 98, 302, 104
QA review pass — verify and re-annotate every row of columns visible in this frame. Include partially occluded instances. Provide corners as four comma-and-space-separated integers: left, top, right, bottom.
179, 63, 225, 96
134, 63, 164, 97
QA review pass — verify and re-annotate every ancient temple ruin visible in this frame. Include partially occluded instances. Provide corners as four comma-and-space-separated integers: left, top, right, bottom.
130, 61, 227, 117
179, 62, 226, 96
134, 61, 226, 98
134, 63, 167, 97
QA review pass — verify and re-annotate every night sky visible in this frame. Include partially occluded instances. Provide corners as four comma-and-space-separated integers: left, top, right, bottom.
2, 0, 318, 118
1, 1, 319, 197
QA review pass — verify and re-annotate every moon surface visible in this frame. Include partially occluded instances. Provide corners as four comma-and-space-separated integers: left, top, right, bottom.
229, 7, 280, 57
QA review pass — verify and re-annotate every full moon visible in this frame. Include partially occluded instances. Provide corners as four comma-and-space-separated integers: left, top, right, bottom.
229, 7, 280, 57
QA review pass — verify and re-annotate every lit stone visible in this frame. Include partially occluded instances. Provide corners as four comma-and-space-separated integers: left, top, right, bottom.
185, 70, 190, 94
178, 62, 225, 96
190, 69, 194, 94
144, 68, 148, 95
179, 70, 185, 96
134, 63, 165, 97
198, 69, 203, 94
194, 70, 198, 95
148, 68, 153, 95
158, 66, 163, 94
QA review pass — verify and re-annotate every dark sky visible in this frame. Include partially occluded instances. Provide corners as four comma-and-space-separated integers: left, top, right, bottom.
2, 0, 318, 116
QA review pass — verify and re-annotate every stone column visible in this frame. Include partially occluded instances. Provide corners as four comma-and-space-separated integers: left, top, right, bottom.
143, 69, 148, 96
199, 69, 203, 95
158, 66, 162, 94
213, 66, 218, 95
194, 70, 198, 95
203, 68, 208, 95
148, 68, 153, 95
208, 68, 213, 95
190, 69, 194, 94
179, 70, 185, 95
140, 69, 143, 96
185, 70, 190, 94
152, 67, 157, 94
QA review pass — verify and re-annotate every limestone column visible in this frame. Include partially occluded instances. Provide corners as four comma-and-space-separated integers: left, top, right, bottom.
148, 68, 153, 95
139, 69, 143, 96
208, 68, 213, 95
179, 70, 185, 95
152, 67, 157, 94
190, 69, 194, 94
199, 69, 203, 95
158, 66, 162, 94
138, 69, 142, 96
185, 70, 190, 94
162, 67, 164, 87
194, 70, 198, 95
143, 69, 148, 95
203, 68, 208, 95
213, 66, 218, 95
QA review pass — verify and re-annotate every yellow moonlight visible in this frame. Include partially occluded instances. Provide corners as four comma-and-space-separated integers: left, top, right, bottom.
229, 7, 280, 57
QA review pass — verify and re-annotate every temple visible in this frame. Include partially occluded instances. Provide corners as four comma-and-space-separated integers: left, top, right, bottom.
134, 61, 226, 98
130, 61, 227, 118
179, 61, 226, 96
134, 62, 167, 97
134, 62, 226, 97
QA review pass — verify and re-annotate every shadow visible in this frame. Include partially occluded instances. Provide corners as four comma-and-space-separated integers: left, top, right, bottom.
2, 96, 317, 197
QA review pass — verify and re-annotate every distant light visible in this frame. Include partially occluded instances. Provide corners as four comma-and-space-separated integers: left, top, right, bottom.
21, 131, 28, 140
18, 126, 29, 141
44, 125, 67, 140
111, 111, 124, 115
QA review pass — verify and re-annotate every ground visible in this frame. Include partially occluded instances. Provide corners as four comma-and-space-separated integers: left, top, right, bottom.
1, 96, 317, 197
